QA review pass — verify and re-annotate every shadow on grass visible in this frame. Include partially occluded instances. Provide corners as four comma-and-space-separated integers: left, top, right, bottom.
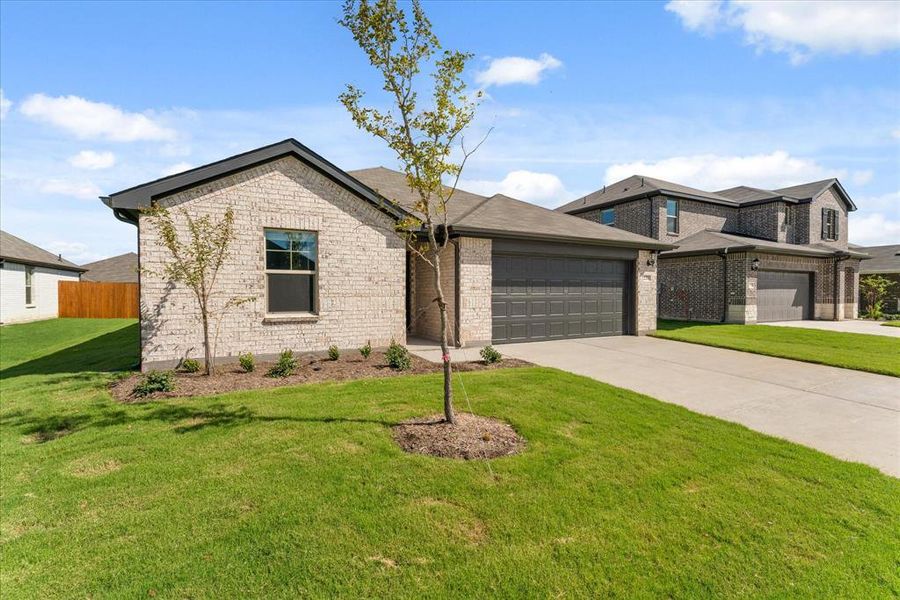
0, 323, 139, 379
656, 320, 718, 332
3, 401, 398, 442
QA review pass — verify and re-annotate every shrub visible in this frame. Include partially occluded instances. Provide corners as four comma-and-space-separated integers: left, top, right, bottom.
238, 352, 255, 373
480, 345, 502, 364
267, 349, 298, 378
179, 358, 201, 373
328, 345, 341, 361
133, 371, 174, 397
385, 339, 411, 371
359, 340, 372, 359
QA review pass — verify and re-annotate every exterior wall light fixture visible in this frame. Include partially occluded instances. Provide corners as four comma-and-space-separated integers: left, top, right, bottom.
751, 258, 760, 271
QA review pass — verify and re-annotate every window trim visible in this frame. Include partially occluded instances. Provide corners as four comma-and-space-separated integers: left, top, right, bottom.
600, 207, 615, 227
24, 266, 35, 307
665, 198, 679, 235
263, 228, 319, 316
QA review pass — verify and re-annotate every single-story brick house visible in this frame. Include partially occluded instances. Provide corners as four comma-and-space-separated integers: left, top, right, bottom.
0, 230, 85, 324
557, 176, 868, 323
852, 244, 900, 314
102, 139, 672, 370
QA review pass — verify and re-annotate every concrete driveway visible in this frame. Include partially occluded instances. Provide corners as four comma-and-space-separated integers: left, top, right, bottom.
765, 319, 900, 338
448, 336, 899, 477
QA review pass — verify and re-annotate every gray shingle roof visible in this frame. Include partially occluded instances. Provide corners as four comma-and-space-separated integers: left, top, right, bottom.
661, 229, 868, 259
714, 186, 799, 204
350, 167, 674, 250
0, 230, 86, 272
81, 252, 139, 283
557, 175, 737, 214
853, 244, 900, 274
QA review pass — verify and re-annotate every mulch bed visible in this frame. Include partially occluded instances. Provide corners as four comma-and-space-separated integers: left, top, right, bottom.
110, 351, 531, 402
392, 413, 525, 460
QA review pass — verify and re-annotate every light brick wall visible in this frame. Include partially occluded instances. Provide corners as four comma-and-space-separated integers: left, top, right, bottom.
138, 157, 406, 370
0, 262, 80, 324
456, 237, 492, 345
410, 244, 456, 345
635, 250, 657, 333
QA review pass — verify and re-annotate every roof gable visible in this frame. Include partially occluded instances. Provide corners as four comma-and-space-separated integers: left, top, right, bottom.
774, 178, 857, 211
558, 175, 737, 214
103, 139, 412, 223
0, 230, 86, 272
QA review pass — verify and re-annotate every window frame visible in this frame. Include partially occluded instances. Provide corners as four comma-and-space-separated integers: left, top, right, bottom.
784, 204, 795, 228
666, 198, 679, 235
263, 228, 319, 316
24, 266, 35, 306
600, 207, 615, 227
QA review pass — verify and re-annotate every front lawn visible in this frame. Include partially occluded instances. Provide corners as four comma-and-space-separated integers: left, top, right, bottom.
2, 320, 898, 598
882, 320, 900, 328
653, 320, 900, 377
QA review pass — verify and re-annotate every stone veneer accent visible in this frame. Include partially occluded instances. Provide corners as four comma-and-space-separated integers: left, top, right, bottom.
635, 250, 658, 333
138, 157, 406, 370
409, 237, 492, 347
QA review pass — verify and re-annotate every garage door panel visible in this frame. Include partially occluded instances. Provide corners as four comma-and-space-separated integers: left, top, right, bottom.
492, 253, 629, 343
758, 271, 811, 322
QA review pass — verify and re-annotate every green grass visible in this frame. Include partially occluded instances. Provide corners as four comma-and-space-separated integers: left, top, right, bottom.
882, 320, 900, 328
2, 319, 898, 598
653, 320, 900, 377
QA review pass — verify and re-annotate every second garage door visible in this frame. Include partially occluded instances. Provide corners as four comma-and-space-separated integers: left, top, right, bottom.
491, 253, 629, 343
757, 270, 812, 322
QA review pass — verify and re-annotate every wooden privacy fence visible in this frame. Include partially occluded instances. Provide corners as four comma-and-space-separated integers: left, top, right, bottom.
59, 281, 139, 319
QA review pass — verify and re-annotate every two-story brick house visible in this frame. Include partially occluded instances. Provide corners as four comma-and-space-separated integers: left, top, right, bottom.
558, 175, 867, 323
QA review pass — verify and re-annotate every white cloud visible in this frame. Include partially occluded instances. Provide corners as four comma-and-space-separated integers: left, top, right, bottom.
849, 212, 900, 246
68, 150, 116, 170
460, 170, 568, 207
892, 129, 900, 140
43, 241, 105, 264
666, 1, 900, 63
19, 93, 176, 142
605, 151, 836, 191
475, 53, 562, 87
0, 89, 11, 120
38, 179, 102, 200
161, 162, 193, 176
851, 170, 874, 186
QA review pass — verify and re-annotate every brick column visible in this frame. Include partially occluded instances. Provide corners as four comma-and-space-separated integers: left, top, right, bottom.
635, 250, 658, 334
455, 237, 492, 346
834, 259, 846, 321
724, 252, 756, 323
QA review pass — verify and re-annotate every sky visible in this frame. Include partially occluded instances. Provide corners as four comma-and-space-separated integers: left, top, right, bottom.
1, 0, 898, 263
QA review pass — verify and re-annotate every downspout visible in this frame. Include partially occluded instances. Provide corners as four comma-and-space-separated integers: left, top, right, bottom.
720, 248, 729, 322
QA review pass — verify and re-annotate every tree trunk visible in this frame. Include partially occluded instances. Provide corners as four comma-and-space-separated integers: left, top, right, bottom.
201, 304, 212, 376
432, 246, 455, 424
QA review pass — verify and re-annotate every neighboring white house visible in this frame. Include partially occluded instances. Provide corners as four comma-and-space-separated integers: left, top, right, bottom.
0, 230, 86, 324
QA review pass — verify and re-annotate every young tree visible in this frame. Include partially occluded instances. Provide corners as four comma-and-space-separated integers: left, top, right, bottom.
143, 205, 253, 375
339, 0, 484, 424
860, 274, 897, 319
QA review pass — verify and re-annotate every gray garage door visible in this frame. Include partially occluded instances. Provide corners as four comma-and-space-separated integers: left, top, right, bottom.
491, 253, 629, 343
757, 270, 811, 322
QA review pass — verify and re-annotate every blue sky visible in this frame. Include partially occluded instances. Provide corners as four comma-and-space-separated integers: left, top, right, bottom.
1, 0, 898, 262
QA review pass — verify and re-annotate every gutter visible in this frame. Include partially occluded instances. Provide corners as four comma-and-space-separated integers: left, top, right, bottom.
719, 247, 729, 323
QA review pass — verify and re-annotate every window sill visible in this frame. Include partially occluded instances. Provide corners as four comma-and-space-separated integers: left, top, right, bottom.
25, 305, 36, 309
262, 314, 320, 324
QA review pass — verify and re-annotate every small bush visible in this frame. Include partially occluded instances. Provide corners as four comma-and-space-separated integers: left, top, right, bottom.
179, 358, 201, 373
328, 345, 340, 361
133, 371, 174, 397
239, 352, 255, 373
386, 339, 411, 371
359, 340, 372, 359
267, 349, 298, 378
480, 345, 502, 364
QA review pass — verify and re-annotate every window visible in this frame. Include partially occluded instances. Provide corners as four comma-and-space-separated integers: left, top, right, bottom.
666, 198, 679, 234
600, 208, 615, 226
25, 266, 34, 305
822, 208, 839, 241
264, 229, 318, 314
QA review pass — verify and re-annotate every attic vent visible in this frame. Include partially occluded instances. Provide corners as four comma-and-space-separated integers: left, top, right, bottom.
623, 187, 629, 192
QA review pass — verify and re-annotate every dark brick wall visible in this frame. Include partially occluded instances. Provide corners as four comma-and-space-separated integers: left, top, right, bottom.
735, 203, 782, 241
658, 254, 724, 321
579, 198, 653, 237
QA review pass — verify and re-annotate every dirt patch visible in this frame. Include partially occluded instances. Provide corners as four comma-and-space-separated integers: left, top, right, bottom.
68, 457, 123, 478
110, 351, 530, 402
392, 412, 525, 460
20, 428, 72, 444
